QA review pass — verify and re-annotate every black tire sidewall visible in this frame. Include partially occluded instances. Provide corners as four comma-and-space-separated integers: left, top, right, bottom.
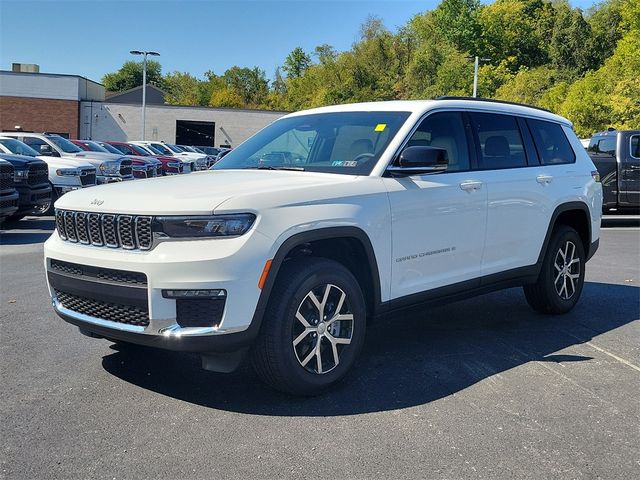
259, 258, 366, 393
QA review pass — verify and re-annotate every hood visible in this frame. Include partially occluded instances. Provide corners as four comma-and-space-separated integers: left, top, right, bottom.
55, 169, 358, 215
72, 151, 127, 164
36, 155, 95, 170
0, 153, 42, 167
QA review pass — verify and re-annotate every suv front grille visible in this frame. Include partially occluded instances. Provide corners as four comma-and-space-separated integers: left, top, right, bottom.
27, 164, 48, 186
55, 289, 149, 327
55, 209, 153, 250
0, 163, 14, 190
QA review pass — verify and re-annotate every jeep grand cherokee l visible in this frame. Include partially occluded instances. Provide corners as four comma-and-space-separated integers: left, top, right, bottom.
44, 98, 602, 395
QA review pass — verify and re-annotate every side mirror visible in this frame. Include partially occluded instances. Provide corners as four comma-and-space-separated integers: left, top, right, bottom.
39, 144, 59, 157
387, 146, 448, 175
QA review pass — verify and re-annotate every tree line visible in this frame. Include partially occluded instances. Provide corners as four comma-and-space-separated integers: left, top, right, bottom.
102, 0, 639, 137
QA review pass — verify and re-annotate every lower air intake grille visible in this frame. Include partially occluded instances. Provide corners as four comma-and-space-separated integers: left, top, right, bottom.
176, 297, 226, 328
56, 290, 149, 327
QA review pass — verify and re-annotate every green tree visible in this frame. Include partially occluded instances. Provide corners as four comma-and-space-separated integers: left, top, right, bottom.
495, 66, 559, 105
283, 47, 312, 79
163, 71, 205, 106
549, 0, 593, 76
102, 60, 163, 92
430, 0, 481, 54
222, 66, 269, 107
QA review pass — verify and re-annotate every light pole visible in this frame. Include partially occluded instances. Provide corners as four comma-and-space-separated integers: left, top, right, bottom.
467, 56, 491, 98
129, 50, 160, 140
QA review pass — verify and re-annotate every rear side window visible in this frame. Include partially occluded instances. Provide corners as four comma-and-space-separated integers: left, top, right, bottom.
631, 135, 639, 159
588, 136, 616, 156
528, 119, 576, 165
468, 113, 527, 169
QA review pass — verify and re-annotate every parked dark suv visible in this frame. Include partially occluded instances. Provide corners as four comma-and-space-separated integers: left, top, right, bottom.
0, 159, 19, 223
0, 153, 51, 220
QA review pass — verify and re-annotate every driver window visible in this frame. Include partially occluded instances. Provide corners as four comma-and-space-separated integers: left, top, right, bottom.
404, 112, 470, 171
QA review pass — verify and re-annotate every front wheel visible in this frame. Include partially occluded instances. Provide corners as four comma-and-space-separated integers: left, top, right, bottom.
524, 225, 586, 314
251, 257, 366, 395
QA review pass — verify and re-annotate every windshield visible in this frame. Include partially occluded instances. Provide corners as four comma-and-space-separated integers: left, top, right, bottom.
167, 144, 185, 153
81, 141, 109, 152
49, 135, 83, 153
129, 144, 150, 156
213, 111, 410, 175
0, 138, 39, 157
98, 142, 124, 154
192, 146, 205, 154
150, 143, 173, 155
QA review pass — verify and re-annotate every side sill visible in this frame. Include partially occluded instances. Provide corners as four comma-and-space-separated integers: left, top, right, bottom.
375, 265, 539, 319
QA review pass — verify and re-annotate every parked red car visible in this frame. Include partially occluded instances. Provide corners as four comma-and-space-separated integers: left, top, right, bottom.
106, 141, 184, 175
71, 140, 161, 179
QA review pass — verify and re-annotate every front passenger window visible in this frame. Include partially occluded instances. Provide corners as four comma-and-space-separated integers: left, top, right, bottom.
403, 112, 470, 171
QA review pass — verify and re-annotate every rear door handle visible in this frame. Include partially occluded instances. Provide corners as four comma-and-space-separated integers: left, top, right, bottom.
537, 175, 553, 184
459, 181, 482, 192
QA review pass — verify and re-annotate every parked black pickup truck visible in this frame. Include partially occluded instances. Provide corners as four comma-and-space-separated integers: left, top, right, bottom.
587, 130, 640, 213
0, 159, 19, 223
0, 153, 52, 221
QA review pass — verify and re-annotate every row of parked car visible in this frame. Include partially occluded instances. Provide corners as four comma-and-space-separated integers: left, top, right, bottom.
0, 132, 231, 223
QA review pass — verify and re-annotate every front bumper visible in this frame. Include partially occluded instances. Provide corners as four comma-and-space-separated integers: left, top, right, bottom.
0, 189, 19, 219
15, 183, 52, 214
44, 228, 273, 353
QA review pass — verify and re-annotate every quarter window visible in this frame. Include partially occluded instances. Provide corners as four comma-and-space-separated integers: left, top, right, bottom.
528, 119, 576, 164
468, 113, 527, 169
402, 112, 470, 171
588, 136, 616, 156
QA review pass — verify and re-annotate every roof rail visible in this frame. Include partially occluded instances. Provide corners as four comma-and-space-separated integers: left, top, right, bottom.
435, 96, 553, 114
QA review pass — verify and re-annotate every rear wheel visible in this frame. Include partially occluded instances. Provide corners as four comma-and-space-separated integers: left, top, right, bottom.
252, 257, 366, 395
524, 225, 585, 314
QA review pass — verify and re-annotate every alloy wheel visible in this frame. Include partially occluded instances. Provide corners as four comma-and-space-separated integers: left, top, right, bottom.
553, 240, 581, 300
292, 283, 354, 374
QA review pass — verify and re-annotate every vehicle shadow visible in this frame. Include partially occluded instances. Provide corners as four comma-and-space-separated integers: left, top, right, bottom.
101, 282, 639, 416
0, 217, 55, 245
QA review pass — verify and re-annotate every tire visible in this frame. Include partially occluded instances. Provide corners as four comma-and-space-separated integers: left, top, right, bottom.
251, 257, 367, 395
524, 225, 586, 314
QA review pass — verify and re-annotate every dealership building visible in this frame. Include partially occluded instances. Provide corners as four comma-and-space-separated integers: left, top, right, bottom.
0, 66, 286, 146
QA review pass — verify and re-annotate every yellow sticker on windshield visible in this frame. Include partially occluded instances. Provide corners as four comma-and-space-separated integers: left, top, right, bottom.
374, 123, 387, 132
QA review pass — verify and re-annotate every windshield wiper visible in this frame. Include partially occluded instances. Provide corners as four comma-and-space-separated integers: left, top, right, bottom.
252, 165, 305, 171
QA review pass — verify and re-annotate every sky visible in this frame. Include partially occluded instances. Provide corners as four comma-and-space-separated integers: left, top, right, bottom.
1, 0, 600, 84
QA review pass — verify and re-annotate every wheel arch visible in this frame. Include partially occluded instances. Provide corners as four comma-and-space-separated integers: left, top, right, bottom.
250, 227, 382, 333
537, 202, 593, 266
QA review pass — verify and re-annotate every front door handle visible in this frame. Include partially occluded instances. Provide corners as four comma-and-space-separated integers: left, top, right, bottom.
460, 181, 482, 192
537, 175, 553, 184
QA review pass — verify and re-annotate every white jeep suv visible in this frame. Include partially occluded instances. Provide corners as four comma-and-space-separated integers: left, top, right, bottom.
44, 99, 602, 395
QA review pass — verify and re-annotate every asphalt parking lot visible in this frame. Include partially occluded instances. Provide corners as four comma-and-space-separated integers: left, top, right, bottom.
1, 217, 639, 479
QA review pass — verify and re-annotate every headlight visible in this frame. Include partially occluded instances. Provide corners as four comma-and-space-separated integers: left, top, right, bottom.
99, 161, 120, 175
155, 214, 256, 238
14, 169, 28, 182
56, 168, 80, 176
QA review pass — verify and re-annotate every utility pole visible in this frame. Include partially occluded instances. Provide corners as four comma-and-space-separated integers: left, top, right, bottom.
129, 50, 160, 140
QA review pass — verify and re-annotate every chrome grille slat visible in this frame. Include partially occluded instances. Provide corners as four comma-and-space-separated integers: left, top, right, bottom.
88, 213, 103, 246
55, 209, 153, 250
75, 212, 89, 244
118, 215, 135, 249
64, 211, 77, 242
102, 214, 118, 247
55, 210, 67, 240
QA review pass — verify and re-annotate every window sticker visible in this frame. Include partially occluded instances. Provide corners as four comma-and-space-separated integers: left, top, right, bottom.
331, 160, 359, 167
375, 123, 387, 132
